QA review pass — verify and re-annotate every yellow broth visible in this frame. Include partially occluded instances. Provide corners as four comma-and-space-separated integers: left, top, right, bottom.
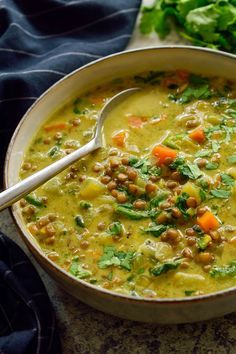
20, 71, 236, 298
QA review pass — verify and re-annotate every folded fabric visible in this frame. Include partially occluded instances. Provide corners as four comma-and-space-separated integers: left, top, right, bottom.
0, 232, 61, 354
0, 0, 141, 179
0, 1, 141, 353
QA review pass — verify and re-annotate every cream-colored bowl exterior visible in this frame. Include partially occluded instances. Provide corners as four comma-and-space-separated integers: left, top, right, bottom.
5, 47, 236, 323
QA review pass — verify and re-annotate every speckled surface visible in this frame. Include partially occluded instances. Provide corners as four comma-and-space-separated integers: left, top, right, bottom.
2, 3, 236, 352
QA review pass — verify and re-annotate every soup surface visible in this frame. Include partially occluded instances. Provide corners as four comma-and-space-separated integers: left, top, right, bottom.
20, 70, 236, 298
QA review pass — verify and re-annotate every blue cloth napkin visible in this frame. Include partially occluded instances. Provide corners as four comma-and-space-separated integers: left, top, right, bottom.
0, 1, 141, 353
0, 0, 141, 176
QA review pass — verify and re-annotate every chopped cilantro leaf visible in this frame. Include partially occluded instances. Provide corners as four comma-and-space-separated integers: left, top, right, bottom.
116, 205, 150, 220
170, 158, 202, 179
98, 246, 135, 271
210, 260, 236, 278
142, 223, 167, 237
220, 173, 235, 187
150, 259, 182, 276
210, 189, 231, 199
227, 155, 236, 164
205, 162, 219, 170
108, 221, 123, 235
70, 257, 92, 279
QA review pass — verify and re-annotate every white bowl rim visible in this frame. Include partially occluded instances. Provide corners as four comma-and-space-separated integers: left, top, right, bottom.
4, 45, 236, 305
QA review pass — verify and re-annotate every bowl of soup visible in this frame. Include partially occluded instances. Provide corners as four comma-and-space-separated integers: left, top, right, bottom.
4, 46, 236, 323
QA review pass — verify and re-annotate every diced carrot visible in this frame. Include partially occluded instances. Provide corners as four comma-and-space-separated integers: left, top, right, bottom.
112, 130, 127, 147
176, 70, 189, 81
44, 123, 67, 132
128, 116, 144, 128
197, 211, 220, 232
152, 145, 177, 165
189, 127, 205, 144
89, 96, 105, 105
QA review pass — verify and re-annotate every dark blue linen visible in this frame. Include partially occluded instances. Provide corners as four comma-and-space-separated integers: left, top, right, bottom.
0, 0, 141, 175
0, 232, 61, 354
0, 1, 141, 353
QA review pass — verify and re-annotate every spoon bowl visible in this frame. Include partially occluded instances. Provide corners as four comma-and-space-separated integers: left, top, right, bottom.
0, 87, 139, 211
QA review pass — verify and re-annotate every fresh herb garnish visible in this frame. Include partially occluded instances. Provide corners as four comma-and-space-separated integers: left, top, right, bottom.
79, 201, 92, 209
185, 290, 196, 296
48, 146, 60, 157
220, 173, 235, 187
210, 260, 236, 278
142, 223, 167, 237
75, 215, 85, 228
150, 259, 182, 276
139, 1, 236, 54
205, 162, 219, 170
115, 204, 151, 220
129, 157, 161, 180
108, 221, 123, 235
70, 257, 92, 279
210, 189, 231, 199
98, 246, 135, 271
25, 194, 44, 208
175, 192, 190, 219
149, 191, 169, 208
227, 155, 236, 164
170, 158, 202, 180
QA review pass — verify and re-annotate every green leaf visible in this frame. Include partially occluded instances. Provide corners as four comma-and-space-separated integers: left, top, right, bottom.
75, 215, 85, 228
25, 194, 44, 208
210, 260, 236, 278
179, 84, 212, 104
227, 155, 236, 164
98, 246, 135, 271
149, 191, 169, 208
79, 200, 92, 209
170, 158, 202, 179
177, 0, 208, 18
69, 257, 92, 279
116, 205, 150, 220
108, 221, 123, 235
176, 192, 190, 219
150, 259, 182, 276
205, 162, 219, 170
220, 173, 235, 186
143, 223, 167, 237
210, 189, 231, 199
186, 5, 219, 41
179, 162, 202, 179
195, 149, 212, 158
184, 290, 196, 296
48, 145, 59, 157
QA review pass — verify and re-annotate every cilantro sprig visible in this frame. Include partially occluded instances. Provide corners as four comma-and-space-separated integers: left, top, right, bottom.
140, 0, 236, 54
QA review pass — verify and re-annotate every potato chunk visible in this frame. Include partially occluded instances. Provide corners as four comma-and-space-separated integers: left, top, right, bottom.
80, 177, 105, 199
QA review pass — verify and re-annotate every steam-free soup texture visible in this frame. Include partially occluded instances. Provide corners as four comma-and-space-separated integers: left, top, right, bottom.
20, 71, 236, 298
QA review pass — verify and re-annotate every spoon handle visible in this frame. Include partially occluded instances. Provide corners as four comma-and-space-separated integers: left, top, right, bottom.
0, 139, 98, 211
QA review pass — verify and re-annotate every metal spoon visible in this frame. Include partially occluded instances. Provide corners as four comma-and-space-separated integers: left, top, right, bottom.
0, 87, 140, 211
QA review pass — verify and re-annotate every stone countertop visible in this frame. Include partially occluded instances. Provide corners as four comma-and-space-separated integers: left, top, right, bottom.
1, 3, 236, 352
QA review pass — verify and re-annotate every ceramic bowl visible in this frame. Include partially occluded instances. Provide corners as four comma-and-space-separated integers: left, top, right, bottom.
4, 46, 236, 324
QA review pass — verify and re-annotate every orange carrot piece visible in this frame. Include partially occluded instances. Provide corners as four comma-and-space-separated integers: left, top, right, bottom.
152, 145, 177, 165
189, 127, 205, 144
44, 123, 67, 132
128, 116, 144, 128
89, 96, 104, 105
112, 130, 127, 147
197, 211, 220, 232
176, 70, 189, 81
